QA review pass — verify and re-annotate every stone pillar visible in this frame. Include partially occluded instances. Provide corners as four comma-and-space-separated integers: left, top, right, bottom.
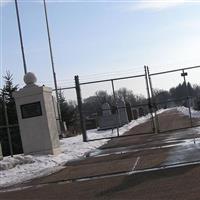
13, 72, 60, 155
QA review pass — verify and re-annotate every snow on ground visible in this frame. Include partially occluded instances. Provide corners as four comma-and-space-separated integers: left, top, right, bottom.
177, 106, 200, 118
0, 113, 152, 188
1, 106, 196, 188
87, 113, 153, 140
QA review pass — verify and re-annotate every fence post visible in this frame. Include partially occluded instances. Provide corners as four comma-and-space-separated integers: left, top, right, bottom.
2, 93, 13, 157
75, 75, 87, 142
144, 66, 155, 133
147, 66, 160, 133
181, 69, 193, 127
111, 80, 120, 137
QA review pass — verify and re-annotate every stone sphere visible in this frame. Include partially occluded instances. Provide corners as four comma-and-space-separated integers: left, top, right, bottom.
24, 72, 37, 85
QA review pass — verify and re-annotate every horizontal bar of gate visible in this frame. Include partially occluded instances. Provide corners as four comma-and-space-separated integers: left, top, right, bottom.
154, 97, 192, 133
154, 96, 193, 105
149, 65, 200, 76
79, 74, 145, 85
53, 86, 76, 91
0, 124, 19, 129
86, 129, 156, 142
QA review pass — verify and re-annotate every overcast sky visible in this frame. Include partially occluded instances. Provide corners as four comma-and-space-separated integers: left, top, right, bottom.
1, 0, 200, 99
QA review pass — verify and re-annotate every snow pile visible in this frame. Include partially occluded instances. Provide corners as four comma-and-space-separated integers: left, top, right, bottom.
0, 155, 34, 171
87, 113, 152, 140
0, 114, 152, 188
177, 106, 200, 118
0, 136, 107, 188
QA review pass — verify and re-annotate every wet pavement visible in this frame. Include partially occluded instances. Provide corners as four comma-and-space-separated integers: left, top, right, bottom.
1, 109, 200, 200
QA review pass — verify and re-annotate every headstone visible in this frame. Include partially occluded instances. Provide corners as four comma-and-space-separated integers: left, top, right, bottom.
0, 142, 3, 160
132, 109, 138, 120
117, 99, 129, 125
102, 103, 112, 116
98, 103, 118, 130
13, 72, 60, 155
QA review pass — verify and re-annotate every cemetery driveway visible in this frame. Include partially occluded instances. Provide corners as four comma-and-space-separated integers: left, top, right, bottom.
1, 109, 200, 200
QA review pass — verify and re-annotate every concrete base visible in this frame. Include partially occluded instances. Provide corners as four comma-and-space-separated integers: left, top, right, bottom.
27, 147, 61, 156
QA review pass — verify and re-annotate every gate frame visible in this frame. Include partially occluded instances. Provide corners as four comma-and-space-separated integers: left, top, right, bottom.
147, 65, 200, 133
75, 67, 155, 142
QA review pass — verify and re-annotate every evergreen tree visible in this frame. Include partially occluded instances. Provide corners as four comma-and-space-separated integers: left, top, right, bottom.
0, 71, 23, 156
57, 90, 78, 132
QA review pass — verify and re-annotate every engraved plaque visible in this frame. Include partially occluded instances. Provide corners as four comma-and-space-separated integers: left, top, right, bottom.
21, 102, 42, 119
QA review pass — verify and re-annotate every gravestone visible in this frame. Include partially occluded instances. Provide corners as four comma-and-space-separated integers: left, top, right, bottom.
117, 99, 129, 125
13, 72, 60, 155
102, 103, 112, 116
98, 103, 118, 130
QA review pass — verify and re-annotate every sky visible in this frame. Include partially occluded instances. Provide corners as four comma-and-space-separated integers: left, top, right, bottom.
1, 0, 200, 100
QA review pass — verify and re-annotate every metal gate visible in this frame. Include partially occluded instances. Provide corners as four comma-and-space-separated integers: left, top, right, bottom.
74, 67, 155, 142
148, 65, 200, 133
56, 65, 200, 142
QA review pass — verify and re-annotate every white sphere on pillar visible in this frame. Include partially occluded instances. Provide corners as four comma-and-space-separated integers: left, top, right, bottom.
23, 72, 37, 85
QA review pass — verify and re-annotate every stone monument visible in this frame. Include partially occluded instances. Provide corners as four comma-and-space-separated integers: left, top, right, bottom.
98, 103, 118, 130
13, 72, 60, 155
102, 102, 112, 116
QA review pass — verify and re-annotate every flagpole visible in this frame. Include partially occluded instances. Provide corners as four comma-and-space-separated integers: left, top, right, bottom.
43, 0, 62, 135
14, 0, 27, 75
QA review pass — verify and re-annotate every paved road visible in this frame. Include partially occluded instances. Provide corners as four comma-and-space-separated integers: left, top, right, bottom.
1, 109, 200, 200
